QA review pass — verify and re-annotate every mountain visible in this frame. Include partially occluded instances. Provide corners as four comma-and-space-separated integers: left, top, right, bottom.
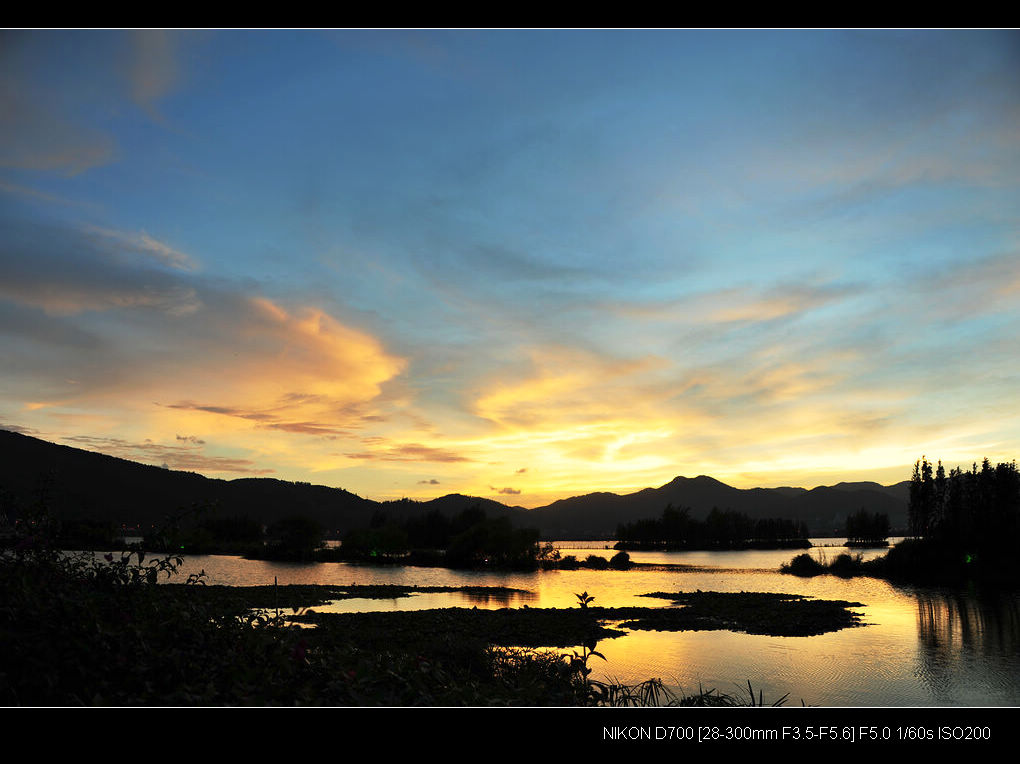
374, 493, 531, 528
525, 474, 909, 538
0, 429, 378, 533
0, 429, 908, 538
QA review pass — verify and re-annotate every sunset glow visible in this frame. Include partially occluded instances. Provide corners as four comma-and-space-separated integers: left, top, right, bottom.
2, 30, 1018, 506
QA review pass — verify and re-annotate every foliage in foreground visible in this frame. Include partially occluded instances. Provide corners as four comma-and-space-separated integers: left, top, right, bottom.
0, 536, 589, 705
1, 523, 793, 706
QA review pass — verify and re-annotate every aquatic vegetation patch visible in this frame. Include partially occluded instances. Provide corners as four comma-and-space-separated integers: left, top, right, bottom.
291, 589, 865, 652
294, 606, 628, 650
628, 591, 867, 636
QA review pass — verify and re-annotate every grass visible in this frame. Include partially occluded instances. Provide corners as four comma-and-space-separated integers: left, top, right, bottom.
589, 677, 791, 707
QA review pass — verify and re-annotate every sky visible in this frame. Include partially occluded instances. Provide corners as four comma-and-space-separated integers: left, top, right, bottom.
1, 29, 1018, 508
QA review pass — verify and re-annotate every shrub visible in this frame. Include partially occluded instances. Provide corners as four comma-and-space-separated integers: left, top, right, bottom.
828, 552, 863, 577
609, 550, 632, 569
781, 553, 824, 576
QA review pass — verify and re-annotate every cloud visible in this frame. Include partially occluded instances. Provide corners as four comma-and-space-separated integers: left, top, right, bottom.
0, 216, 408, 457
515, 467, 527, 474
451, 325, 918, 503
0, 180, 98, 208
59, 434, 273, 474
0, 82, 115, 175
165, 403, 274, 422
610, 282, 858, 327
0, 30, 190, 177
84, 226, 199, 271
418, 479, 440, 485
0, 218, 202, 316
163, 403, 358, 438
919, 250, 1020, 317
145, 297, 407, 439
0, 41, 116, 176
128, 30, 181, 119
345, 442, 471, 463
0, 421, 37, 436
489, 485, 521, 495
706, 284, 857, 324
474, 346, 672, 428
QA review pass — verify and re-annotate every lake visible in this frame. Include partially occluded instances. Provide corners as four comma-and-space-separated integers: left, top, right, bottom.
153, 538, 1020, 707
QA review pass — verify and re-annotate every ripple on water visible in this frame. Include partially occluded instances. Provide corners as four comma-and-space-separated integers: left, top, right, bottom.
152, 547, 1020, 706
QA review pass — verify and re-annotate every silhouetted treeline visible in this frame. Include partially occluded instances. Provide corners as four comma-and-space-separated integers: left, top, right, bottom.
908, 457, 1019, 547
137, 504, 330, 561
342, 506, 545, 569
138, 503, 272, 556
878, 457, 1020, 584
614, 505, 810, 550
845, 509, 890, 545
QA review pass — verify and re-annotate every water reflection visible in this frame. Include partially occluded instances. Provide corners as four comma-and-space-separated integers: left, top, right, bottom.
913, 589, 1020, 705
95, 543, 1020, 705
460, 588, 538, 606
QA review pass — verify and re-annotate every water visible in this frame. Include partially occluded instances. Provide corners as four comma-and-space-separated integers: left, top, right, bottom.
150, 539, 1020, 706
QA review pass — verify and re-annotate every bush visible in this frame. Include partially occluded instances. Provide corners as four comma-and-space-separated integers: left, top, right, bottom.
781, 553, 824, 576
609, 551, 632, 569
828, 552, 863, 577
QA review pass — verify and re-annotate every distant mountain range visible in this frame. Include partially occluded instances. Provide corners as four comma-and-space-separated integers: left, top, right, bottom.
0, 429, 909, 538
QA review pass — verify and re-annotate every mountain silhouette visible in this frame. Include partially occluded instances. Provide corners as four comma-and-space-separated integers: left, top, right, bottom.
0, 429, 907, 538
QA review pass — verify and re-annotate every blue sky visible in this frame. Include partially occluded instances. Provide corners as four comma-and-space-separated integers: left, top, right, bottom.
1, 30, 1018, 506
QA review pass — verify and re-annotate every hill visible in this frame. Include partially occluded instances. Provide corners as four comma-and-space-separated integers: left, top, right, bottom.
0, 429, 908, 538
525, 475, 908, 538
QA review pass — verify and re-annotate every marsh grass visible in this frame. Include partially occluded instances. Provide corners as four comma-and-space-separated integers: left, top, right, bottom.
588, 677, 792, 707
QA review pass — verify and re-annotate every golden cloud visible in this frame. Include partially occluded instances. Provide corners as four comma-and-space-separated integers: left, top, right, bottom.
150, 298, 408, 442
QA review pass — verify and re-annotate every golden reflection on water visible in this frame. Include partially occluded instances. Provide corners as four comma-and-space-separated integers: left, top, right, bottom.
158, 546, 1020, 705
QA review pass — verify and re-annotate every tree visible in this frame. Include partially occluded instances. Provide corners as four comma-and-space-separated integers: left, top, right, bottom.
267, 515, 324, 559
845, 509, 889, 545
909, 457, 936, 537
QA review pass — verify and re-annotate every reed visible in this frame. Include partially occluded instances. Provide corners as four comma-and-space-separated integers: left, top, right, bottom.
587, 677, 792, 707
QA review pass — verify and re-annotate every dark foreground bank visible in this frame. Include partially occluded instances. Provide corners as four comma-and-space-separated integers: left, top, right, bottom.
2, 533, 867, 706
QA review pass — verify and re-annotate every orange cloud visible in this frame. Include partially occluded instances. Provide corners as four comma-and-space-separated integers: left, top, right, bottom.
474, 347, 671, 428
145, 298, 408, 445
